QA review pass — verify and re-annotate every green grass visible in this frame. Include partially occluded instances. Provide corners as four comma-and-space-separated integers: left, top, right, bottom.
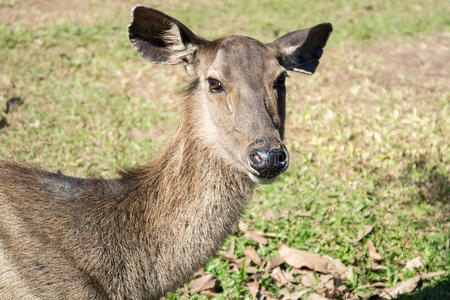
1, 0, 449, 298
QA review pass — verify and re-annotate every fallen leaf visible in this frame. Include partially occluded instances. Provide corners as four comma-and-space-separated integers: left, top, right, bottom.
199, 290, 218, 297
34, 38, 44, 46
244, 231, 268, 245
29, 119, 40, 128
362, 282, 385, 288
363, 210, 371, 217
279, 288, 291, 299
261, 209, 276, 219
291, 209, 312, 217
367, 239, 384, 261
404, 257, 423, 270
278, 243, 348, 278
128, 127, 151, 140
237, 220, 268, 244
308, 293, 330, 300
379, 275, 420, 299
420, 271, 446, 279
336, 284, 346, 292
217, 251, 236, 260
244, 246, 261, 266
238, 220, 248, 232
270, 267, 290, 286
192, 268, 205, 277
361, 3, 374, 10
188, 274, 216, 294
301, 272, 317, 287
357, 225, 374, 241
1, 74, 12, 87
254, 231, 280, 238
245, 281, 259, 298
323, 255, 348, 278
266, 256, 284, 270
319, 274, 335, 290
367, 264, 387, 271
245, 266, 258, 274
290, 268, 307, 276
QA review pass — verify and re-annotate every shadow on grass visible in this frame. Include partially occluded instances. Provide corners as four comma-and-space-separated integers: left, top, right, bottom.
396, 276, 450, 300
399, 154, 449, 206
367, 276, 449, 300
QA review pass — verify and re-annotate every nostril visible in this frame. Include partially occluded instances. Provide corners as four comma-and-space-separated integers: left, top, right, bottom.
278, 152, 286, 163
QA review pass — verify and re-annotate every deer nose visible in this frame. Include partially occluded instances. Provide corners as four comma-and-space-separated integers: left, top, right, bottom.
248, 146, 289, 179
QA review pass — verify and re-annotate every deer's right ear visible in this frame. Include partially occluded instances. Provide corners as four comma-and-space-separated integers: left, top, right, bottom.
128, 6, 204, 65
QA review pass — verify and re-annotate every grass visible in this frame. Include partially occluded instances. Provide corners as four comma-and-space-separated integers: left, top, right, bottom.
1, 0, 449, 299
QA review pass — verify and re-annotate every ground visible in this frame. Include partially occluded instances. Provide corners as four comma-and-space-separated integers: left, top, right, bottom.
0, 0, 449, 299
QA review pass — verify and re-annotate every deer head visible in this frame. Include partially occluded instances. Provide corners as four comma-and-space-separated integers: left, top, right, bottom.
128, 6, 332, 184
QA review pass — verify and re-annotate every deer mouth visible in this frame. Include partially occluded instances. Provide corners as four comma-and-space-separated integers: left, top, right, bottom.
247, 171, 280, 184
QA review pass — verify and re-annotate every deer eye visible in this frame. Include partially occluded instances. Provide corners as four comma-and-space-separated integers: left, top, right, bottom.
207, 78, 224, 93
274, 73, 287, 88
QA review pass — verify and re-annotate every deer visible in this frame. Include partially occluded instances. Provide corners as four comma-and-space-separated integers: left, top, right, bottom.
0, 5, 332, 299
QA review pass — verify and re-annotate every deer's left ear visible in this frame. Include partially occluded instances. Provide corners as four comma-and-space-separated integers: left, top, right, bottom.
268, 23, 332, 75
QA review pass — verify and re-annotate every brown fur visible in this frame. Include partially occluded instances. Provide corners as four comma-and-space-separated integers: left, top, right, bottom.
0, 6, 331, 299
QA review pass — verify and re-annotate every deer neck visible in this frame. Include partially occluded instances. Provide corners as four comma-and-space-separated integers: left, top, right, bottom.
103, 123, 254, 296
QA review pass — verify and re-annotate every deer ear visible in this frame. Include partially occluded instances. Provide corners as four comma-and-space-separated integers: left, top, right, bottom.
128, 6, 204, 65
268, 23, 332, 75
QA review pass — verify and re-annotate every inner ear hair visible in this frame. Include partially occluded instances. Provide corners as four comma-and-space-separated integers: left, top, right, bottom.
128, 6, 206, 65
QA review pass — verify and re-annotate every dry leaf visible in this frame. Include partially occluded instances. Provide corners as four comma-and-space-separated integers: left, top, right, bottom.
245, 281, 259, 298
291, 209, 312, 217
363, 210, 371, 217
404, 257, 423, 270
128, 128, 151, 140
192, 268, 205, 277
362, 282, 385, 288
217, 251, 236, 260
319, 274, 335, 290
228, 238, 235, 255
188, 274, 216, 294
420, 270, 446, 279
270, 267, 290, 286
307, 293, 330, 300
199, 290, 218, 297
245, 265, 258, 274
238, 221, 268, 244
261, 209, 277, 219
367, 239, 384, 261
301, 272, 317, 287
244, 246, 262, 266
254, 231, 280, 238
336, 284, 346, 292
238, 220, 248, 232
367, 264, 387, 271
357, 225, 374, 241
322, 255, 348, 278
245, 231, 268, 244
1, 74, 12, 87
379, 275, 420, 299
278, 243, 348, 278
267, 256, 284, 270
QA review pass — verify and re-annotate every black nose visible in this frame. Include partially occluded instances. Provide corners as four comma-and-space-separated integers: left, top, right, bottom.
248, 146, 289, 179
